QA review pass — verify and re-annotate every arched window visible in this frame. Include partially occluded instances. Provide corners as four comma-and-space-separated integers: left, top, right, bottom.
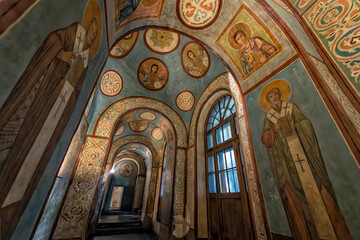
205, 95, 252, 240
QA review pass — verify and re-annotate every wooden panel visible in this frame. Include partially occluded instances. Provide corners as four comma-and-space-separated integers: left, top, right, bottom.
221, 198, 251, 240
209, 197, 220, 240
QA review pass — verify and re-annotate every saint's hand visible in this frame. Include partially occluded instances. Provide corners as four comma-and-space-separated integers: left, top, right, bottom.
61, 51, 77, 65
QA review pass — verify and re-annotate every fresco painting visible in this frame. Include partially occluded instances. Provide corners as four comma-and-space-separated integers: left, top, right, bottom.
115, 0, 164, 31
152, 127, 164, 141
305, 0, 360, 95
137, 58, 169, 90
181, 42, 210, 78
144, 29, 180, 54
176, 91, 195, 111
110, 32, 138, 58
115, 0, 140, 29
289, 0, 316, 12
128, 120, 149, 132
216, 4, 281, 80
139, 111, 157, 120
246, 59, 360, 239
99, 70, 123, 96
177, 0, 222, 29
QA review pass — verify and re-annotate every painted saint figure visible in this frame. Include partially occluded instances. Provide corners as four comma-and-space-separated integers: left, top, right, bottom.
233, 30, 276, 75
186, 49, 207, 76
116, 0, 140, 26
140, 64, 165, 89
261, 84, 351, 240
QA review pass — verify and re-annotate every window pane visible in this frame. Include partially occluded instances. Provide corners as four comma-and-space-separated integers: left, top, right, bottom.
229, 97, 234, 109
216, 127, 223, 144
207, 133, 213, 149
231, 105, 236, 113
224, 109, 232, 119
228, 169, 240, 193
223, 122, 232, 142
219, 97, 225, 108
220, 108, 225, 119
224, 96, 230, 108
208, 155, 215, 173
217, 151, 226, 171
209, 173, 216, 193
234, 117, 239, 135
225, 147, 236, 169
219, 171, 229, 193
207, 123, 212, 131
213, 118, 219, 128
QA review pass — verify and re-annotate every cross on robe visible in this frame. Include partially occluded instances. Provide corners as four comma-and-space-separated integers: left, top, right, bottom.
76, 32, 84, 53
269, 112, 278, 120
295, 154, 306, 172
54, 91, 68, 117
283, 102, 291, 115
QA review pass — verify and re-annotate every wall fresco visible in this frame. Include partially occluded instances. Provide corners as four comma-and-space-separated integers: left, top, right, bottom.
144, 28, 180, 54
176, 91, 195, 112
305, 0, 360, 95
216, 4, 282, 80
99, 70, 123, 96
245, 59, 360, 238
177, 0, 222, 29
137, 58, 169, 90
110, 32, 138, 58
181, 42, 210, 78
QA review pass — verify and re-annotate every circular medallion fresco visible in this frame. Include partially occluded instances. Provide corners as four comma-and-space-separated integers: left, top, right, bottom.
100, 70, 123, 96
137, 58, 169, 90
177, 0, 222, 29
152, 127, 164, 141
139, 111, 157, 121
129, 120, 149, 132
119, 163, 133, 177
115, 125, 125, 136
144, 29, 180, 54
110, 32, 138, 58
181, 42, 210, 78
176, 91, 195, 111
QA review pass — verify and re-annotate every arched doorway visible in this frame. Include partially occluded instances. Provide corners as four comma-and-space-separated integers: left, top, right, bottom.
205, 95, 253, 240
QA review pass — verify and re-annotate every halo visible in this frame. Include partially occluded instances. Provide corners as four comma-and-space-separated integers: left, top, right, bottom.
83, 0, 103, 58
259, 79, 291, 111
141, 0, 158, 7
147, 60, 162, 72
228, 23, 251, 49
122, 33, 135, 42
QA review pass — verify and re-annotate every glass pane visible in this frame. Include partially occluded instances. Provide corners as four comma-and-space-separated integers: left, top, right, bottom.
228, 169, 240, 193
209, 173, 216, 193
220, 108, 225, 119
224, 96, 230, 108
224, 109, 232, 119
223, 122, 232, 141
231, 105, 236, 113
207, 123, 212, 131
229, 97, 234, 109
207, 133, 213, 149
213, 118, 219, 128
208, 155, 215, 173
234, 117, 239, 135
219, 171, 229, 193
225, 147, 236, 169
217, 151, 226, 171
219, 97, 225, 108
216, 127, 223, 144
214, 102, 219, 111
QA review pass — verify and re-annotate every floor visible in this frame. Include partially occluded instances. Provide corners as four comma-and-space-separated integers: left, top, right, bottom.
98, 214, 141, 224
93, 232, 158, 240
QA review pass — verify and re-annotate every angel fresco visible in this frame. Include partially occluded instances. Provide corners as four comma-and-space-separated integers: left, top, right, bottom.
182, 42, 209, 78
137, 58, 168, 90
116, 0, 140, 27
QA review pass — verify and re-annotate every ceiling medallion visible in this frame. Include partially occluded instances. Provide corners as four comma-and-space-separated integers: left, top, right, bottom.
119, 163, 133, 177
144, 28, 180, 54
110, 32, 138, 58
176, 91, 195, 112
137, 58, 169, 90
181, 42, 210, 78
100, 70, 123, 97
152, 127, 164, 141
129, 120, 149, 132
115, 125, 125, 136
139, 111, 157, 121
177, 0, 222, 29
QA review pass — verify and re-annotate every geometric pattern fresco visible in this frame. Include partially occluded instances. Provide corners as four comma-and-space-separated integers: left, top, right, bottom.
305, 0, 360, 95
53, 136, 109, 239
